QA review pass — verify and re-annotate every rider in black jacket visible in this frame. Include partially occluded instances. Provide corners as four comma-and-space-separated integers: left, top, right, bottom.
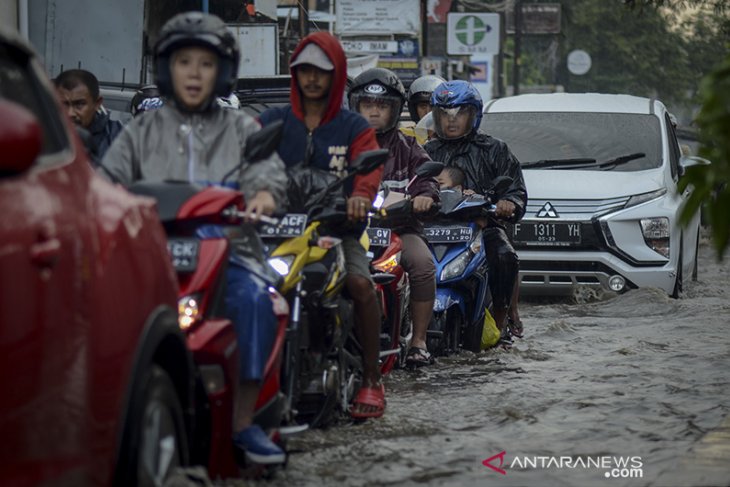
424, 80, 527, 344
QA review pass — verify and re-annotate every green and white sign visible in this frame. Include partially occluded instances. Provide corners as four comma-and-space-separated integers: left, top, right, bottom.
447, 13, 500, 55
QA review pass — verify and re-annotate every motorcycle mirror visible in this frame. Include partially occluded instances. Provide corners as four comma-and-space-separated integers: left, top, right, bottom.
350, 149, 390, 175
415, 160, 445, 178
243, 120, 284, 163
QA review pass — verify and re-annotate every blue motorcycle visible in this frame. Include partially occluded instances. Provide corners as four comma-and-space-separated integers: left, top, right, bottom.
424, 177, 512, 354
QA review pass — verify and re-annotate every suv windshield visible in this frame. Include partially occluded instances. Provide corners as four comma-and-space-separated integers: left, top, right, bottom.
482, 112, 662, 171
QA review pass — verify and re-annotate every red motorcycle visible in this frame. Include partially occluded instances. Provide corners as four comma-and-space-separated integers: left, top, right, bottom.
368, 161, 444, 374
369, 227, 409, 374
128, 123, 290, 479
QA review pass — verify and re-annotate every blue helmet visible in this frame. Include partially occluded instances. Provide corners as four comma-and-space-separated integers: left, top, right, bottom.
430, 80, 483, 139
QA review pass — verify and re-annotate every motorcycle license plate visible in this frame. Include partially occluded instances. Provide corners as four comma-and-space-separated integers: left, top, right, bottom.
259, 213, 308, 238
367, 227, 391, 247
167, 238, 199, 272
513, 222, 581, 246
424, 226, 473, 243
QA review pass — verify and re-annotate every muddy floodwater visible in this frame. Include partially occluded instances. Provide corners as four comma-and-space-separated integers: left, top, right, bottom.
247, 240, 730, 487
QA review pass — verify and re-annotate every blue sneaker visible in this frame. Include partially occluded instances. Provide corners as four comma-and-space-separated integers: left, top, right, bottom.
232, 425, 286, 465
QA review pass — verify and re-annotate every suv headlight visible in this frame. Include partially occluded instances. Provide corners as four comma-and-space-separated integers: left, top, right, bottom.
640, 217, 670, 258
625, 188, 667, 209
268, 254, 296, 276
440, 250, 472, 281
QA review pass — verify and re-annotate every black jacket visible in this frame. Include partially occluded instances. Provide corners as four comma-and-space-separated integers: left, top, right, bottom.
424, 130, 527, 222
88, 110, 123, 164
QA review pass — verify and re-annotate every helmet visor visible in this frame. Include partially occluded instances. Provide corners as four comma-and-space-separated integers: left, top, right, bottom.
432, 105, 477, 140
351, 93, 402, 133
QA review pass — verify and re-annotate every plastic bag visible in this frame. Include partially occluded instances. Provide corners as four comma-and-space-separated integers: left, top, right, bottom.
480, 308, 501, 350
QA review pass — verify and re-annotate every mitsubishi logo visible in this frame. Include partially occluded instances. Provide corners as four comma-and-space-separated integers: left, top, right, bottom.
536, 202, 559, 218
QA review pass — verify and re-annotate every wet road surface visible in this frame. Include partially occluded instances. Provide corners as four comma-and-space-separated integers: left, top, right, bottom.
243, 240, 730, 487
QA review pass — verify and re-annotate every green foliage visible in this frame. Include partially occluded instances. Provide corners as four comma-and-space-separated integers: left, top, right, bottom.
678, 52, 730, 258
556, 0, 694, 104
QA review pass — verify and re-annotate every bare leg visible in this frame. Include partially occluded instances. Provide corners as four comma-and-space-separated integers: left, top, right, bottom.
347, 274, 382, 416
493, 307, 508, 333
508, 279, 524, 337
409, 298, 435, 351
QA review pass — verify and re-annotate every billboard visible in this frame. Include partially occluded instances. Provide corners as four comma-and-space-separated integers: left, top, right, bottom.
336, 0, 421, 35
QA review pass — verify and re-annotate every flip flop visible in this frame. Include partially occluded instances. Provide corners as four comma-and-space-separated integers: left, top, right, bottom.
350, 383, 386, 419
508, 317, 524, 338
405, 346, 434, 368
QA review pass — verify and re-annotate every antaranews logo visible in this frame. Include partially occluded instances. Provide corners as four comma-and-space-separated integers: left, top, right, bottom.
482, 452, 644, 479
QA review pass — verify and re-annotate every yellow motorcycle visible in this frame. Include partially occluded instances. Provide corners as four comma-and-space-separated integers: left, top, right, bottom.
259, 149, 388, 428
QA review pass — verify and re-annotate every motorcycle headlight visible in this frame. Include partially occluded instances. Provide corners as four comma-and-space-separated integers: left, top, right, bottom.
178, 294, 202, 330
440, 250, 472, 281
625, 188, 667, 209
373, 193, 385, 209
640, 217, 670, 258
268, 254, 296, 276
469, 233, 482, 254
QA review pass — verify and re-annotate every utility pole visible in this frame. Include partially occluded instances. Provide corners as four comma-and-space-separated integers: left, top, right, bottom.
299, 1, 309, 38
497, 9, 506, 97
512, 0, 521, 95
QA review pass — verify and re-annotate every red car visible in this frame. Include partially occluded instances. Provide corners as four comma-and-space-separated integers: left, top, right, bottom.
0, 30, 195, 486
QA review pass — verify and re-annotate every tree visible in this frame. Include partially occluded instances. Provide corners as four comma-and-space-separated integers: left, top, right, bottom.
679, 52, 730, 258
555, 0, 693, 105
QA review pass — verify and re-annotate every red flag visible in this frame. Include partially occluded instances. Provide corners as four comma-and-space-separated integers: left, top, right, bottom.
427, 0, 453, 23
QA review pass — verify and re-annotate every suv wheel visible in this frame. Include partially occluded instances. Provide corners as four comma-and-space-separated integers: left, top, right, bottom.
117, 365, 189, 487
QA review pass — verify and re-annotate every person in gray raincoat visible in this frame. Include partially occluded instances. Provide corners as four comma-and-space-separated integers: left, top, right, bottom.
101, 12, 288, 465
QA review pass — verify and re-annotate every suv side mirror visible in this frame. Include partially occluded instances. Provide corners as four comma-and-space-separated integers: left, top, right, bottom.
0, 100, 42, 176
680, 155, 711, 168
244, 120, 284, 163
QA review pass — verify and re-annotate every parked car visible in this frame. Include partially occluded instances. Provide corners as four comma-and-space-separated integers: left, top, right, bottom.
235, 75, 291, 117
99, 85, 137, 124
0, 28, 195, 486
482, 93, 704, 297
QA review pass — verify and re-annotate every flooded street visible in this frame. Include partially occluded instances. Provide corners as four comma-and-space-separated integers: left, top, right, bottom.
256, 240, 730, 487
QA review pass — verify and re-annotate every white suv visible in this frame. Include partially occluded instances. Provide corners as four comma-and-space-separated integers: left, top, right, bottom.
482, 93, 703, 297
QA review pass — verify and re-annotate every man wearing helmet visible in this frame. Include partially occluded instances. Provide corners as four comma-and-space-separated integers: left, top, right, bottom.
102, 12, 288, 464
424, 80, 527, 345
402, 74, 445, 145
407, 74, 446, 124
259, 32, 386, 419
349, 68, 440, 367
130, 84, 164, 116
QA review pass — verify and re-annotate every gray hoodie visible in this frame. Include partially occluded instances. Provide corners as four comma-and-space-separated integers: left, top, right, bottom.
101, 103, 286, 206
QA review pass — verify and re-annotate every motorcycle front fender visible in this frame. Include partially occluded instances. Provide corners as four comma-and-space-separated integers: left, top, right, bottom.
433, 287, 466, 316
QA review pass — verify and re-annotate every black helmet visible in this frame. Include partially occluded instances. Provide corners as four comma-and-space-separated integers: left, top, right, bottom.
349, 68, 406, 133
407, 74, 445, 123
154, 12, 239, 100
130, 84, 163, 116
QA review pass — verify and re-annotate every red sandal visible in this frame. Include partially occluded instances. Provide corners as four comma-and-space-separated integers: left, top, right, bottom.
350, 383, 386, 419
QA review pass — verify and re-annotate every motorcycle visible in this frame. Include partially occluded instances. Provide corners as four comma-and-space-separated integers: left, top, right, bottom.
259, 149, 389, 428
128, 122, 290, 478
424, 177, 513, 355
366, 161, 445, 373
